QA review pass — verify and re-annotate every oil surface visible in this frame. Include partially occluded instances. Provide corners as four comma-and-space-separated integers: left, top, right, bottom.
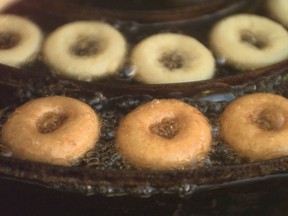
0, 0, 287, 172
3, 0, 267, 83
0, 70, 287, 170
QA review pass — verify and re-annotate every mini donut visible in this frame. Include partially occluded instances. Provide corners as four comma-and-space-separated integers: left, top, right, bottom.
1, 96, 100, 166
116, 99, 212, 170
266, 0, 288, 28
220, 93, 288, 161
130, 33, 215, 84
43, 21, 127, 81
210, 14, 288, 70
0, 14, 43, 67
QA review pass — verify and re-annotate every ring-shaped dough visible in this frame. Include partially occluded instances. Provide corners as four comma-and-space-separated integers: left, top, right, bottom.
2, 96, 100, 166
220, 93, 288, 160
210, 14, 288, 70
43, 21, 127, 81
131, 33, 215, 84
116, 99, 212, 170
0, 14, 43, 67
266, 0, 288, 28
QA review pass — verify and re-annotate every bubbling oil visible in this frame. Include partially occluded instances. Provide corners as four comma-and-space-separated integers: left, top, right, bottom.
3, 0, 264, 83
0, 70, 287, 170
0, 0, 287, 170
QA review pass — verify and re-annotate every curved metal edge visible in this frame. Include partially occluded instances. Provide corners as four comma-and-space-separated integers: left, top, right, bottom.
12, 0, 252, 23
1, 156, 288, 197
0, 59, 287, 98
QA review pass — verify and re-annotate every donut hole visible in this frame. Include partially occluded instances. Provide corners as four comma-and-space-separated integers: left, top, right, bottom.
240, 31, 266, 49
253, 108, 285, 130
159, 52, 185, 70
0, 32, 20, 49
36, 112, 68, 134
150, 117, 180, 139
70, 36, 102, 57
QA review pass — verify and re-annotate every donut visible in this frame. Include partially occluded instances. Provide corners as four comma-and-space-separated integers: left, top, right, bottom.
0, 0, 18, 11
0, 14, 43, 67
130, 33, 215, 84
210, 14, 288, 70
43, 21, 127, 81
1, 96, 100, 165
116, 99, 212, 170
266, 0, 288, 28
220, 93, 288, 160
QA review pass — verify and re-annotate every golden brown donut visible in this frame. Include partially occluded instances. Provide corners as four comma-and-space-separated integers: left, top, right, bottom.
220, 93, 288, 160
116, 99, 212, 170
1, 96, 100, 166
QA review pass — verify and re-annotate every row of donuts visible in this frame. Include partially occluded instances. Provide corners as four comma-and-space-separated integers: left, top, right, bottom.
1, 10, 288, 84
1, 92, 288, 170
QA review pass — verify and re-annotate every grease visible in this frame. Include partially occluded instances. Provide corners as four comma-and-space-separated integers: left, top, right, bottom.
0, 0, 287, 171
0, 70, 286, 170
4, 0, 262, 83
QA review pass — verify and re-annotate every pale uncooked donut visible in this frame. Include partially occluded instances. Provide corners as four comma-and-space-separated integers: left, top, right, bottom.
0, 14, 43, 67
266, 0, 288, 28
220, 93, 288, 160
43, 21, 127, 81
131, 33, 215, 84
116, 99, 212, 170
2, 96, 100, 166
210, 14, 288, 70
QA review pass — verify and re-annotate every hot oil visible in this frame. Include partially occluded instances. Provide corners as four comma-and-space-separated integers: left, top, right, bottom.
0, 70, 287, 170
0, 0, 287, 171
71, 73, 288, 170
4, 0, 262, 83
72, 0, 201, 10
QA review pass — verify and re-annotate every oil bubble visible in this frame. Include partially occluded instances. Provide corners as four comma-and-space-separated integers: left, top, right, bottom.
0, 144, 12, 157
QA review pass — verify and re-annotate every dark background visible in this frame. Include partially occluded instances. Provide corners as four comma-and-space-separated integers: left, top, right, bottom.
1, 175, 288, 216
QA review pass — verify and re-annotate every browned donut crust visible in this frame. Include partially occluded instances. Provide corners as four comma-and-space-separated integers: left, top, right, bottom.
116, 99, 212, 170
220, 93, 288, 160
1, 96, 100, 165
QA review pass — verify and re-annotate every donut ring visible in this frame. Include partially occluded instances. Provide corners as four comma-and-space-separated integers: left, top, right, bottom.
266, 0, 288, 28
220, 93, 288, 161
1, 96, 100, 165
210, 14, 288, 70
0, 14, 43, 67
43, 21, 127, 81
116, 99, 212, 170
131, 33, 215, 84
